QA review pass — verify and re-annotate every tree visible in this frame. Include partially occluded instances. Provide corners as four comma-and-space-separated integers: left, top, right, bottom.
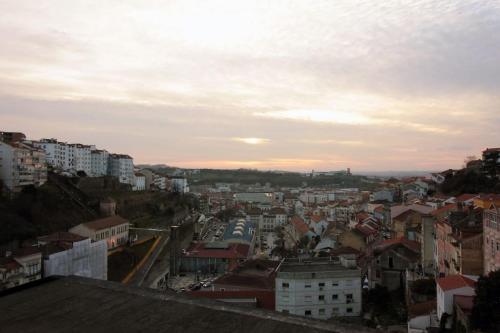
471, 270, 500, 333
463, 155, 478, 168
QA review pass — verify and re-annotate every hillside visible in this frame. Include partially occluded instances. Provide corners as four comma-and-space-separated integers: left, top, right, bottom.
0, 174, 198, 245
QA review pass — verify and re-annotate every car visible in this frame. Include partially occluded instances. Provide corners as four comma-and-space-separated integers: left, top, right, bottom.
202, 282, 212, 288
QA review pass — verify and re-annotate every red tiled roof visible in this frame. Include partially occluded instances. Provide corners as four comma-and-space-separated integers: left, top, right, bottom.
455, 194, 478, 202
38, 232, 87, 243
356, 212, 370, 222
431, 203, 457, 217
437, 275, 476, 291
291, 216, 309, 236
311, 215, 322, 223
184, 242, 250, 259
329, 246, 361, 256
0, 257, 21, 270
476, 194, 500, 201
80, 215, 129, 231
379, 237, 420, 253
355, 224, 377, 237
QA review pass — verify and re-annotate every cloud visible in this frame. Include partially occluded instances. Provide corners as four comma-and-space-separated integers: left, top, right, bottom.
0, 1, 499, 171
232, 137, 270, 145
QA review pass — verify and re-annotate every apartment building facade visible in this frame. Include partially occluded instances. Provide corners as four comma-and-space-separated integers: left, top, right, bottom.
108, 154, 134, 185
484, 204, 500, 274
0, 141, 47, 193
275, 257, 362, 319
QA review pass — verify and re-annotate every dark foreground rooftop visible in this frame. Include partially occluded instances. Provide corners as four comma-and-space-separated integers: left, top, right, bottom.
0, 276, 377, 333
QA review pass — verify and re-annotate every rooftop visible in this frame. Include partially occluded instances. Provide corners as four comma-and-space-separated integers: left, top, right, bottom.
437, 275, 476, 292
278, 257, 358, 273
0, 276, 377, 333
77, 215, 129, 231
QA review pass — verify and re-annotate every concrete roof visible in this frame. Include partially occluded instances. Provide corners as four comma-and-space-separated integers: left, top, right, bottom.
0, 277, 377, 333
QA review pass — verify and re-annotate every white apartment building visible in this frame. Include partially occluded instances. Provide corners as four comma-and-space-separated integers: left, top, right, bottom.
153, 174, 167, 190
70, 215, 130, 250
133, 173, 146, 191
71, 144, 93, 175
0, 141, 47, 193
38, 232, 107, 280
108, 154, 134, 185
34, 139, 94, 175
276, 256, 362, 319
91, 149, 109, 176
172, 177, 189, 193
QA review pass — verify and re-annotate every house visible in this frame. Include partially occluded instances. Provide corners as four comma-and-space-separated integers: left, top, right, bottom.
0, 247, 42, 290
434, 205, 483, 277
367, 238, 420, 290
37, 232, 107, 280
289, 216, 316, 242
0, 140, 47, 193
436, 275, 476, 329
180, 241, 250, 274
483, 203, 500, 274
275, 256, 362, 319
69, 215, 130, 250
390, 204, 434, 239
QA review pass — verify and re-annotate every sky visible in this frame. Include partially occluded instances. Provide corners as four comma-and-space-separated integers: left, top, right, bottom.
1, 1, 499, 172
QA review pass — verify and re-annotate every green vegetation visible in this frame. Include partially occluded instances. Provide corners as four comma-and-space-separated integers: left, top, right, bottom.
440, 169, 499, 195
363, 286, 407, 327
471, 270, 500, 333
0, 184, 94, 244
410, 278, 436, 296
181, 168, 378, 189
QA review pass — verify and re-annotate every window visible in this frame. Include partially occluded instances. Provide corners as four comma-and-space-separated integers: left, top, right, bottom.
282, 310, 289, 314
346, 308, 353, 313
305, 282, 311, 288
319, 295, 325, 301
332, 294, 338, 300
304, 295, 312, 302
318, 282, 325, 287
305, 310, 312, 316
332, 307, 339, 315
282, 282, 289, 288
346, 294, 353, 303
332, 281, 339, 287
389, 256, 394, 268
319, 309, 325, 315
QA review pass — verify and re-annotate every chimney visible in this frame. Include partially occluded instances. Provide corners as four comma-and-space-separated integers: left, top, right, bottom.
170, 226, 180, 277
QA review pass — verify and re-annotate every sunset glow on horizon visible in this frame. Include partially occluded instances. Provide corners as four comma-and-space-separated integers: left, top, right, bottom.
1, 1, 499, 172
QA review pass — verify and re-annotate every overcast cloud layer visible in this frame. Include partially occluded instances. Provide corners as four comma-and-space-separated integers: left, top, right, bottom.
1, 1, 499, 171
